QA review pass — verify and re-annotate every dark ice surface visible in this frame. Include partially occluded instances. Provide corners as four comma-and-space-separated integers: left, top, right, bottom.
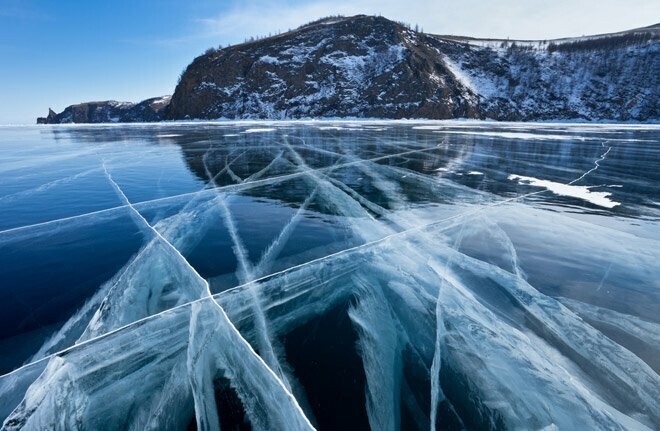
0, 121, 658, 430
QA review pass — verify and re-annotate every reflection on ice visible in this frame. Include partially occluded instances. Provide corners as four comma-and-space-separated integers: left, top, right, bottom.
0, 122, 659, 430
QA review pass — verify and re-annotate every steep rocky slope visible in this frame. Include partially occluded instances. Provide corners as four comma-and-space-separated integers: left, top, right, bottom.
167, 16, 481, 120
433, 27, 659, 121
39, 15, 659, 123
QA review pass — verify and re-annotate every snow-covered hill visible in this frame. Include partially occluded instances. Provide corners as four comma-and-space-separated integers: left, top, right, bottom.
431, 26, 659, 121
39, 16, 659, 123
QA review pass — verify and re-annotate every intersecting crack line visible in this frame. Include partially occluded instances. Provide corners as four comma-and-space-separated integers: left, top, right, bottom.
2, 134, 615, 388
99, 160, 316, 430
0, 145, 444, 238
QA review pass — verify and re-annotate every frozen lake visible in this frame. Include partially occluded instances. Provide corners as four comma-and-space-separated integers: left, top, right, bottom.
0, 121, 658, 430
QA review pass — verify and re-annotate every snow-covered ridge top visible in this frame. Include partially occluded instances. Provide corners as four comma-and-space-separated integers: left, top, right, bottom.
56, 96, 172, 110
295, 15, 353, 30
433, 22, 659, 47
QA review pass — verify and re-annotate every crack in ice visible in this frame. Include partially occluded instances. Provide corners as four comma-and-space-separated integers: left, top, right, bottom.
100, 160, 315, 430
0, 145, 444, 239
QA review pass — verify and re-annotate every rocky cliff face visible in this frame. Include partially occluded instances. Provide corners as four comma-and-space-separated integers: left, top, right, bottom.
37, 96, 171, 124
39, 15, 659, 123
167, 16, 481, 120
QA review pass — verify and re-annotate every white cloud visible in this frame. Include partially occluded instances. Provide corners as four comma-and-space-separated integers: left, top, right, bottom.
196, 2, 363, 44
196, 0, 660, 43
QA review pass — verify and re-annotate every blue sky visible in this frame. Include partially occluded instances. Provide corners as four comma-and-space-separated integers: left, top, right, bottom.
1, 0, 658, 124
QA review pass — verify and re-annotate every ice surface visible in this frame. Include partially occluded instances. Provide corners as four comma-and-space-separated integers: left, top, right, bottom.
1, 122, 659, 430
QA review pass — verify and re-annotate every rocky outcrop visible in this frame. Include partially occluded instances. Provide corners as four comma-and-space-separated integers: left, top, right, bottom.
166, 16, 483, 120
37, 109, 58, 124
37, 96, 171, 124
38, 16, 659, 123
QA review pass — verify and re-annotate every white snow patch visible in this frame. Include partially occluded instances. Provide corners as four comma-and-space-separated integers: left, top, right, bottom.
412, 125, 446, 130
437, 131, 590, 141
443, 57, 476, 93
441, 55, 497, 98
259, 55, 280, 64
242, 128, 277, 134
508, 174, 620, 208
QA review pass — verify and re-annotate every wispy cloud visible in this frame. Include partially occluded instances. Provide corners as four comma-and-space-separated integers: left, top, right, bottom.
195, 1, 364, 43
194, 0, 660, 42
120, 1, 363, 49
123, 0, 660, 50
